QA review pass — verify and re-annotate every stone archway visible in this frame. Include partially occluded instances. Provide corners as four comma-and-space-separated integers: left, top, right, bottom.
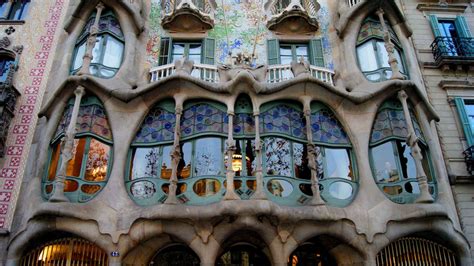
149, 245, 200, 266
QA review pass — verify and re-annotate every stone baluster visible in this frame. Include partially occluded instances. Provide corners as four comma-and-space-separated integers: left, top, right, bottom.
78, 2, 105, 75
397, 90, 434, 203
49, 86, 85, 202
165, 106, 183, 204
224, 111, 240, 200
304, 107, 325, 205
376, 8, 404, 80
251, 111, 267, 199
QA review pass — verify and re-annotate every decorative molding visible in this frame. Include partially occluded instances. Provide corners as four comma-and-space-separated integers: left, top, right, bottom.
439, 80, 474, 90
416, 4, 468, 13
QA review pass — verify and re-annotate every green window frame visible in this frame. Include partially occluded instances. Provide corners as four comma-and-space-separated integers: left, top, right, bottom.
267, 38, 325, 67
429, 15, 473, 58
158, 37, 215, 65
0, 1, 30, 21
455, 97, 474, 147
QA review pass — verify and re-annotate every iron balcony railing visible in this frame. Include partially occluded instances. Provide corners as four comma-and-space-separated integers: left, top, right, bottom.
430, 36, 474, 62
463, 145, 474, 176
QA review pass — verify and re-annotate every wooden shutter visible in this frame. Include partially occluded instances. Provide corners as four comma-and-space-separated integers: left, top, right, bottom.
202, 38, 215, 65
428, 15, 441, 37
159, 37, 172, 65
309, 39, 325, 67
455, 97, 474, 147
267, 39, 280, 65
455, 16, 472, 38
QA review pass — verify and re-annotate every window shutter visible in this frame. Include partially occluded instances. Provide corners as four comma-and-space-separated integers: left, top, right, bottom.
455, 97, 474, 147
455, 16, 472, 38
202, 38, 215, 65
159, 37, 172, 65
309, 39, 325, 67
428, 15, 441, 37
267, 39, 280, 65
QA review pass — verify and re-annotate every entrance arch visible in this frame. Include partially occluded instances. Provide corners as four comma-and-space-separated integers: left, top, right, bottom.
289, 242, 336, 266
150, 245, 200, 266
217, 244, 271, 266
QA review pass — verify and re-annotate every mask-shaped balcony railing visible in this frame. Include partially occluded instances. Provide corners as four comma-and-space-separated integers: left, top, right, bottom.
431, 36, 474, 63
267, 0, 320, 34
0, 63, 20, 157
161, 0, 215, 32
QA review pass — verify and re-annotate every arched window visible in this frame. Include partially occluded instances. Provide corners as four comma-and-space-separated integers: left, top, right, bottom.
127, 100, 176, 206
150, 245, 200, 266
71, 9, 124, 78
356, 15, 407, 82
180, 101, 228, 204
21, 237, 108, 265
43, 96, 113, 203
370, 99, 436, 204
309, 102, 357, 207
232, 95, 256, 198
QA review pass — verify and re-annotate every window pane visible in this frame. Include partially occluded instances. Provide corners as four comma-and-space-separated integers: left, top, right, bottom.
280, 46, 292, 56
161, 145, 172, 180
178, 142, 192, 179
280, 55, 293, 65
295, 45, 308, 57
264, 137, 291, 177
8, 2, 24, 20
194, 138, 223, 176
72, 42, 86, 71
48, 142, 61, 181
465, 102, 474, 134
66, 139, 87, 177
394, 48, 404, 73
376, 41, 390, 68
84, 139, 110, 181
371, 142, 399, 182
397, 141, 416, 179
188, 44, 201, 54
102, 36, 123, 68
0, 3, 8, 19
245, 139, 256, 176
357, 42, 378, 72
172, 43, 185, 62
326, 148, 353, 180
131, 147, 160, 179
293, 142, 310, 179
91, 36, 102, 63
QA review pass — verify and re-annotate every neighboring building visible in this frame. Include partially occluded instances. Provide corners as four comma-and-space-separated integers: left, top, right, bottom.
0, 0, 472, 265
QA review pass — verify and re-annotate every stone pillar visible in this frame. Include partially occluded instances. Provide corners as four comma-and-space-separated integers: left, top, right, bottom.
376, 8, 404, 80
78, 2, 105, 75
397, 90, 434, 203
224, 111, 240, 200
304, 108, 325, 205
165, 106, 183, 204
251, 112, 267, 199
49, 86, 86, 202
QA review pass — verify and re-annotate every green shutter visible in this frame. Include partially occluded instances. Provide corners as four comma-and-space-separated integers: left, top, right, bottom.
455, 16, 472, 38
309, 39, 324, 67
202, 38, 215, 65
428, 15, 441, 37
159, 37, 172, 65
267, 39, 280, 65
455, 97, 474, 147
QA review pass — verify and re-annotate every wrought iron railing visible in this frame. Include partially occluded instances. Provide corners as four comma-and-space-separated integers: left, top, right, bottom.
431, 36, 474, 62
463, 145, 474, 176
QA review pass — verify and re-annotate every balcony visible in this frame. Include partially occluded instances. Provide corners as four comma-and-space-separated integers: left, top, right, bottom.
345, 0, 361, 8
149, 63, 334, 86
430, 36, 474, 69
161, 0, 215, 32
266, 0, 320, 35
463, 145, 474, 176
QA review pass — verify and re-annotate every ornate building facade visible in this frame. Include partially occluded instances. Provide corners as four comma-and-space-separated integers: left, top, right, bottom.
0, 0, 472, 265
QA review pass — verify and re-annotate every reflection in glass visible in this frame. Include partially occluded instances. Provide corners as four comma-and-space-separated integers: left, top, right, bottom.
162, 183, 187, 195
131, 147, 160, 179
64, 179, 79, 192
66, 139, 86, 177
267, 179, 293, 197
195, 138, 223, 176
193, 179, 221, 197
264, 137, 291, 176
293, 142, 310, 179
371, 142, 399, 182
397, 142, 416, 179
328, 182, 353, 200
325, 149, 353, 180
178, 142, 192, 179
84, 139, 110, 181
48, 142, 61, 181
81, 184, 101, 194
161, 145, 172, 179
131, 181, 156, 199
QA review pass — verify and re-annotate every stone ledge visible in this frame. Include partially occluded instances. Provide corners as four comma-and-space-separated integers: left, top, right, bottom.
416, 3, 468, 13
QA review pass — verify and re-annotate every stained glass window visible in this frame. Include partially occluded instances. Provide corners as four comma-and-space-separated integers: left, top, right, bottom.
71, 9, 124, 78
43, 95, 113, 203
134, 106, 175, 144
310, 108, 349, 145
260, 104, 306, 140
181, 102, 228, 138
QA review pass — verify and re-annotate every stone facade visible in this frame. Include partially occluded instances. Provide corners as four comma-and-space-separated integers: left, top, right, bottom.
0, 0, 472, 265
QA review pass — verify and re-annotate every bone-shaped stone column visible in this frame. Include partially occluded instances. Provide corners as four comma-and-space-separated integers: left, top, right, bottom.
304, 107, 325, 205
78, 2, 105, 75
164, 106, 183, 204
251, 111, 267, 200
376, 8, 404, 80
224, 111, 240, 200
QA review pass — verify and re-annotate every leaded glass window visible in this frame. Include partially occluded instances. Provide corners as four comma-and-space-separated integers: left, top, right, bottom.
43, 95, 113, 203
356, 16, 407, 82
370, 99, 436, 204
71, 9, 124, 78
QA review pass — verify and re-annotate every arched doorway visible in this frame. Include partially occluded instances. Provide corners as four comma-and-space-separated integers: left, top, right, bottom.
21, 237, 108, 265
149, 245, 200, 266
288, 241, 337, 266
217, 244, 271, 266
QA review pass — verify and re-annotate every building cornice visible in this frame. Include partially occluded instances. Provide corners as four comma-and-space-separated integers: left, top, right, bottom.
416, 3, 468, 13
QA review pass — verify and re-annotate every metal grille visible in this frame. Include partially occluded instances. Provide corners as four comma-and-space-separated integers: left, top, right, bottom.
376, 237, 457, 266
20, 237, 108, 266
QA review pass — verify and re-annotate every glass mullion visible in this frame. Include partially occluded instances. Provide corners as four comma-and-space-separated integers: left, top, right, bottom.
373, 40, 384, 71
80, 138, 92, 180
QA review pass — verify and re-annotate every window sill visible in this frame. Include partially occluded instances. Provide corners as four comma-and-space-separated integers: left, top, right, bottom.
0, 20, 25, 25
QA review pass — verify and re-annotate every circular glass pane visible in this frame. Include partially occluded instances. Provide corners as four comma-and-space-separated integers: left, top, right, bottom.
267, 179, 293, 197
131, 180, 156, 199
193, 179, 221, 197
328, 182, 352, 200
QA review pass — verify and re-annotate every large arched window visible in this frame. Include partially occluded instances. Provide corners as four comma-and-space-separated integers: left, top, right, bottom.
43, 96, 113, 203
356, 15, 407, 82
71, 9, 124, 78
150, 245, 200, 266
370, 99, 436, 204
127, 100, 176, 206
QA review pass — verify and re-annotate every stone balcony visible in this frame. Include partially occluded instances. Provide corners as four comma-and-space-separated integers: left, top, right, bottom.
161, 0, 216, 32
430, 36, 474, 71
266, 0, 320, 35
